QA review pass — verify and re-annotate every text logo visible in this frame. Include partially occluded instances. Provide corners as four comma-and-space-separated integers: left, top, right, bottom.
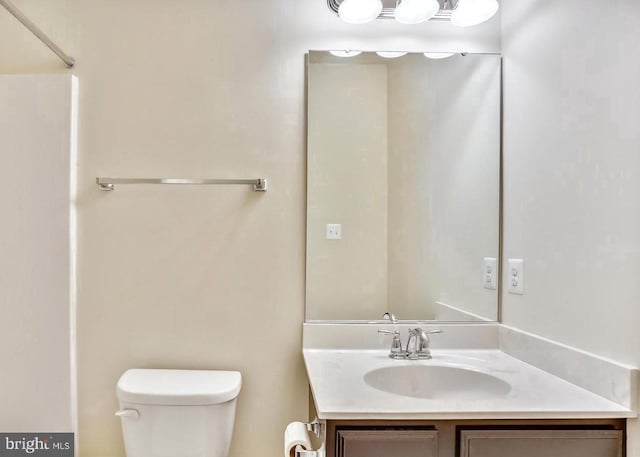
0, 434, 73, 457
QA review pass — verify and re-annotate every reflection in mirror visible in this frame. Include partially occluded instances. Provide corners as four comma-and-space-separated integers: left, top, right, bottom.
305, 51, 501, 323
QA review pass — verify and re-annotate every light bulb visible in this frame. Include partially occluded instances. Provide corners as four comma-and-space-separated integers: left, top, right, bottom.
451, 0, 499, 27
394, 0, 440, 24
424, 52, 456, 59
376, 51, 408, 59
329, 50, 363, 58
338, 0, 384, 24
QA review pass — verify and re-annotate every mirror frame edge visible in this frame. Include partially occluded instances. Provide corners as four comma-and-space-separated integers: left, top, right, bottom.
303, 51, 505, 325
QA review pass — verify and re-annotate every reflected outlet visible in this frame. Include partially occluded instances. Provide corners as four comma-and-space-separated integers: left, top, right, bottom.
326, 224, 342, 240
483, 257, 497, 290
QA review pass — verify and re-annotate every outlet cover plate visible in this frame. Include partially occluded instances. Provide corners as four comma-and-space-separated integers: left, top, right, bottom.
508, 258, 524, 295
326, 224, 342, 240
483, 257, 497, 290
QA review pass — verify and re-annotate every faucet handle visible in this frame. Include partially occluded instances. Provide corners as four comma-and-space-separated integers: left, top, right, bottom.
378, 329, 404, 359
419, 328, 443, 344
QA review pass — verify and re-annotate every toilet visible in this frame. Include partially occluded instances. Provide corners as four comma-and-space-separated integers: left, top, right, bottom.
116, 369, 242, 457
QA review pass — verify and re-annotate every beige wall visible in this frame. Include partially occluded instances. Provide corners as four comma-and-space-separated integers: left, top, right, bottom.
0, 1, 499, 456
5, 0, 640, 454
307, 62, 389, 320
0, 75, 77, 432
386, 56, 434, 320
501, 0, 640, 453
387, 54, 501, 321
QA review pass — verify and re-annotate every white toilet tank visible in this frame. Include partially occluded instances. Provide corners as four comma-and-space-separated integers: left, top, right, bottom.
116, 369, 242, 457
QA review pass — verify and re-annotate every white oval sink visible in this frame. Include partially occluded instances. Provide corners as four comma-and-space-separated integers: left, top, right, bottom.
364, 365, 511, 400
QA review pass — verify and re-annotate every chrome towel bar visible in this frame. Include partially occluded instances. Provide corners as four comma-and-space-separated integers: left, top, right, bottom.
96, 177, 268, 192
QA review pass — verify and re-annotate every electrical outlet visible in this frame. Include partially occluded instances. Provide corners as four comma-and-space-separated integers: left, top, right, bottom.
326, 224, 342, 240
508, 258, 524, 295
483, 257, 497, 290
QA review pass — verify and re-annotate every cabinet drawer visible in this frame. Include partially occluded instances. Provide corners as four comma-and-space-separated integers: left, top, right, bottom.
459, 429, 623, 457
336, 429, 438, 457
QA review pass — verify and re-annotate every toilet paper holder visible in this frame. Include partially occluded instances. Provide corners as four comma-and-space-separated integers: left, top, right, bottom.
295, 420, 324, 457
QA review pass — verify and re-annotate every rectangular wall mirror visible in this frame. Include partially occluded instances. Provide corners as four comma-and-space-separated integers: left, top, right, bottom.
305, 50, 502, 323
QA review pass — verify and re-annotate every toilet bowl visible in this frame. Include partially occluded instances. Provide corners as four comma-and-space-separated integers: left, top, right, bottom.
116, 369, 241, 457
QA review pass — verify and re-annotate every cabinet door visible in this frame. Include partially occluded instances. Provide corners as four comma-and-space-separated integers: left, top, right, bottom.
336, 430, 438, 457
460, 429, 623, 457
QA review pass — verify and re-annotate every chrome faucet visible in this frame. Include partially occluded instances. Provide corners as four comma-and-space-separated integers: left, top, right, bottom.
377, 313, 442, 360
382, 312, 397, 324
406, 328, 442, 360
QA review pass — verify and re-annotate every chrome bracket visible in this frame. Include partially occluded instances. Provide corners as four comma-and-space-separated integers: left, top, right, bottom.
326, 0, 455, 21
254, 178, 268, 192
306, 420, 324, 438
98, 181, 115, 191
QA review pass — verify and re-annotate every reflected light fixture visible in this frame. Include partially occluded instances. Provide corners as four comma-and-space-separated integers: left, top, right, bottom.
450, 0, 499, 27
394, 0, 440, 24
376, 51, 408, 58
424, 52, 456, 59
338, 0, 384, 24
329, 50, 363, 57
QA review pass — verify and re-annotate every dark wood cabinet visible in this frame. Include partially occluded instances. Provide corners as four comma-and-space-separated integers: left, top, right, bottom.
460, 429, 623, 457
325, 420, 625, 457
336, 429, 438, 457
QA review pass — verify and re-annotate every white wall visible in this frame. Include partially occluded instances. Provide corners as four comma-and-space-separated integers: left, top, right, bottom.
307, 62, 389, 320
0, 75, 77, 432
501, 0, 640, 452
0, 1, 499, 456
501, 0, 640, 377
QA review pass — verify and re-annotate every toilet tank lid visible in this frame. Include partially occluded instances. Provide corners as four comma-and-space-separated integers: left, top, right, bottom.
117, 369, 242, 406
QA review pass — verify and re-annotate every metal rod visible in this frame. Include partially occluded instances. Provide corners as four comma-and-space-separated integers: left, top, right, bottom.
96, 177, 268, 192
295, 449, 319, 457
327, 0, 453, 20
0, 0, 75, 68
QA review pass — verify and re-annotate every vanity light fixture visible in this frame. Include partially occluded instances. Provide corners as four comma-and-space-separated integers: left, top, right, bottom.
376, 51, 408, 58
338, 0, 383, 24
328, 0, 499, 26
450, 0, 499, 27
424, 52, 456, 59
394, 0, 440, 24
329, 50, 363, 57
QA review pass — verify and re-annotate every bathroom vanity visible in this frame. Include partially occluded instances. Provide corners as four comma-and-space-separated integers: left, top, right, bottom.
303, 50, 637, 457
324, 419, 624, 457
302, 324, 636, 457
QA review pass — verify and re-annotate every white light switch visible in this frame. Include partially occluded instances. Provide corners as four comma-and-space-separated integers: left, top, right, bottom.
483, 257, 497, 290
508, 258, 524, 295
326, 224, 342, 240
